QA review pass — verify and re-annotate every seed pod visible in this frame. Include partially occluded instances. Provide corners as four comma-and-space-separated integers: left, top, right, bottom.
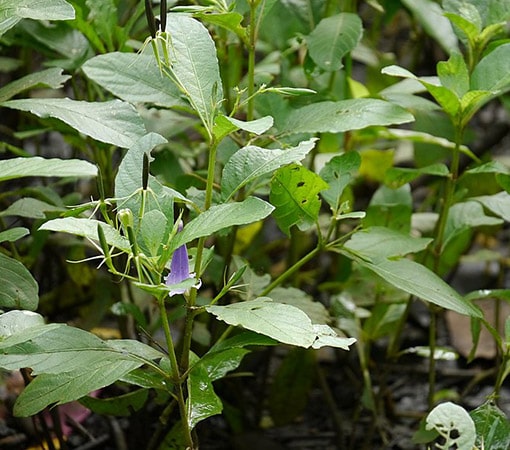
145, 0, 157, 38
160, 0, 167, 32
142, 152, 149, 190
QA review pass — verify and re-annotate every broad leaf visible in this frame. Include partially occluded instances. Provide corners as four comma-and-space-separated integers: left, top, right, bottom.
207, 297, 355, 349
282, 99, 414, 134
39, 217, 131, 252
0, 252, 38, 311
306, 13, 362, 71
471, 401, 510, 450
472, 192, 510, 222
270, 164, 329, 236
169, 197, 274, 252
1, 98, 146, 148
0, 156, 97, 182
164, 14, 223, 134
0, 310, 44, 338
0, 198, 64, 219
471, 43, 510, 94
0, 0, 75, 37
0, 324, 164, 416
344, 227, 432, 263
221, 138, 317, 200
343, 251, 482, 317
426, 402, 476, 449
401, 0, 458, 53
187, 364, 222, 429
384, 163, 449, 189
319, 151, 361, 211
0, 68, 70, 102
83, 53, 184, 107
437, 52, 469, 98
0, 227, 29, 242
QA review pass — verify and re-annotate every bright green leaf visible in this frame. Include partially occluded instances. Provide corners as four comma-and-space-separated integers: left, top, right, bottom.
319, 151, 361, 211
437, 52, 469, 98
270, 163, 328, 236
470, 401, 510, 450
471, 43, 510, 93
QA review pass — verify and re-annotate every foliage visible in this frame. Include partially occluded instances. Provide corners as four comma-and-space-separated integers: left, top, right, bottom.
0, 0, 510, 448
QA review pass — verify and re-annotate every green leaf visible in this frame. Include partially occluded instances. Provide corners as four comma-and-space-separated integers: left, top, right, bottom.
80, 389, 149, 416
83, 53, 184, 108
0, 0, 75, 37
0, 156, 97, 182
344, 227, 432, 263
39, 217, 131, 252
197, 347, 249, 382
426, 402, 476, 449
165, 14, 223, 134
268, 348, 315, 426
271, 287, 330, 325
282, 99, 414, 134
195, 11, 246, 40
169, 197, 274, 252
0, 310, 44, 339
343, 252, 482, 317
0, 252, 38, 311
472, 191, 510, 221
437, 52, 469, 98
0, 227, 29, 242
319, 151, 361, 211
306, 13, 362, 71
85, 0, 116, 52
270, 163, 328, 236
470, 401, 510, 450
114, 132, 179, 231
223, 115, 273, 135
401, 0, 458, 54
444, 201, 503, 249
1, 98, 146, 149
0, 324, 164, 416
471, 43, 510, 93
207, 297, 355, 349
0, 68, 70, 102
0, 198, 64, 219
187, 363, 222, 429
221, 138, 317, 200
384, 163, 449, 189
363, 303, 407, 340
363, 184, 412, 232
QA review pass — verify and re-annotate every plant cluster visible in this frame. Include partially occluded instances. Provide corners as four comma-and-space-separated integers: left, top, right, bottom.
1, 0, 510, 449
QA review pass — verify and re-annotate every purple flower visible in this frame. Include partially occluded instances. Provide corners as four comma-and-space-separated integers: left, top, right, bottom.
164, 223, 201, 296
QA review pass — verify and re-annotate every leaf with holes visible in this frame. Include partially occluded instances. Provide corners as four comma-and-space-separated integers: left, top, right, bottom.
425, 402, 476, 449
270, 164, 328, 236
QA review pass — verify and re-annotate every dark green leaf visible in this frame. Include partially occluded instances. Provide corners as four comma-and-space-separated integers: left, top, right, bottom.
0, 253, 38, 311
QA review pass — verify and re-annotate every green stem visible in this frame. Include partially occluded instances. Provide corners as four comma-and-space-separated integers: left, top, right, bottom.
247, 0, 258, 121
427, 306, 438, 409
261, 245, 321, 296
157, 296, 194, 448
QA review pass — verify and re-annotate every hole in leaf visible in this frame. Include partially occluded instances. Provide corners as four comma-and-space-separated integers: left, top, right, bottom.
450, 429, 459, 439
301, 199, 307, 204
297, 181, 305, 187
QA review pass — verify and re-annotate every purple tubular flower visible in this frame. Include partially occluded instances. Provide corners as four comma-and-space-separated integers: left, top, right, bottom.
164, 222, 201, 296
